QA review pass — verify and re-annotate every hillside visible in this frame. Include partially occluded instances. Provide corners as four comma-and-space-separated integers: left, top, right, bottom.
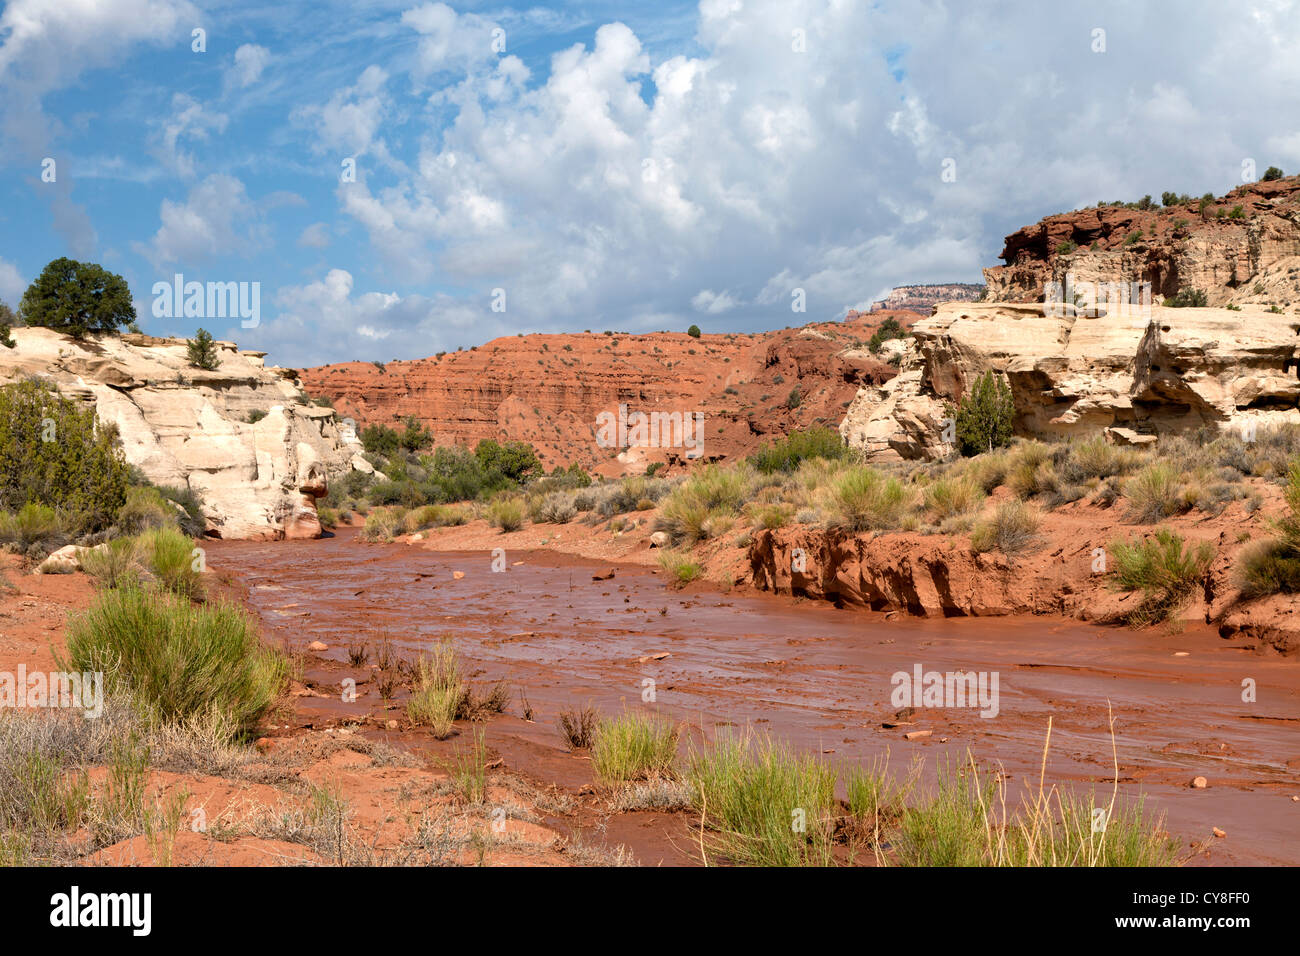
300, 313, 913, 475
983, 175, 1300, 306
869, 283, 985, 312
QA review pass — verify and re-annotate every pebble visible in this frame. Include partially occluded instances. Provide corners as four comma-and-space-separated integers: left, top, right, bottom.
307, 640, 328, 652
1192, 776, 1208, 789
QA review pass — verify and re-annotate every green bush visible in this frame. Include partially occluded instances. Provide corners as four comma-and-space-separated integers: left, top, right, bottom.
0, 379, 129, 532
1109, 528, 1214, 625
867, 317, 907, 353
1165, 288, 1207, 308
687, 324, 701, 338
115, 486, 179, 536
750, 426, 847, 474
1124, 463, 1186, 523
970, 499, 1039, 555
474, 439, 541, 485
1262, 166, 1284, 182
63, 586, 285, 737
18, 258, 136, 337
950, 370, 1015, 457
826, 467, 907, 532
1238, 461, 1300, 597
141, 527, 204, 601
486, 496, 525, 532
80, 536, 144, 589
0, 503, 70, 555
923, 476, 985, 520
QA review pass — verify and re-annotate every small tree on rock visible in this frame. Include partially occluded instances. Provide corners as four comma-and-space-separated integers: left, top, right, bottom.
187, 328, 220, 370
950, 369, 1015, 456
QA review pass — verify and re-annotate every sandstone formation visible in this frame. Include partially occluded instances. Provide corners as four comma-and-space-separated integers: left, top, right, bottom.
301, 314, 910, 475
841, 300, 1300, 461
983, 176, 1300, 306
869, 282, 985, 313
1, 328, 364, 539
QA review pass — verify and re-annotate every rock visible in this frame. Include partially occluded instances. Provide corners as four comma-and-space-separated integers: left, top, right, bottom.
1212, 827, 1227, 838
649, 531, 670, 548
386, 720, 399, 730
453, 571, 465, 580
254, 737, 275, 754
903, 730, 933, 741
1, 328, 362, 539
1192, 776, 1209, 789
36, 544, 86, 574
593, 569, 616, 581
842, 300, 1300, 460
307, 641, 328, 652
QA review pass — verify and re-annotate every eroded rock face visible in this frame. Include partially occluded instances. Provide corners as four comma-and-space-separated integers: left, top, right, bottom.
300, 315, 905, 476
2, 328, 363, 539
982, 177, 1300, 306
840, 301, 1300, 460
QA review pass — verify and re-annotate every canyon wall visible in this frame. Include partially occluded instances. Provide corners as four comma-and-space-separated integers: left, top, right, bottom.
1, 328, 366, 539
301, 314, 909, 475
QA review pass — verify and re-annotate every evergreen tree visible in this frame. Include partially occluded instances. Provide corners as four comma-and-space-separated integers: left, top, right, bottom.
187, 328, 220, 370
951, 370, 1015, 456
18, 258, 135, 338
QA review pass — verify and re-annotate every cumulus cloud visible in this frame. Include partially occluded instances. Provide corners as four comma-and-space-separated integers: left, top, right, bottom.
133, 174, 263, 270
151, 94, 229, 179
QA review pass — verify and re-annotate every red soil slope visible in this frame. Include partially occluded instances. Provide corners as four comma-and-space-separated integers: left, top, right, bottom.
301, 312, 915, 475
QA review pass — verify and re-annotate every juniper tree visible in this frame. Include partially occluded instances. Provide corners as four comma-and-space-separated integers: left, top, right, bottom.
187, 328, 220, 370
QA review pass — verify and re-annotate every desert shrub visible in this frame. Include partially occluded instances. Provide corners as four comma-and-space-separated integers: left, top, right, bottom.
1007, 441, 1053, 499
1238, 461, 1300, 596
474, 439, 541, 485
1124, 463, 1187, 523
535, 491, 577, 523
0, 379, 129, 533
0, 503, 71, 555
961, 450, 1012, 493
950, 370, 1015, 457
139, 527, 203, 601
486, 496, 526, 532
316, 506, 339, 529
657, 550, 701, 586
687, 324, 701, 338
1165, 288, 1207, 308
1109, 528, 1214, 624
115, 485, 178, 536
751, 502, 793, 529
867, 317, 907, 353
80, 537, 144, 589
591, 711, 681, 786
656, 466, 747, 544
360, 509, 401, 542
825, 467, 907, 532
63, 586, 285, 737
923, 476, 985, 520
558, 705, 599, 750
684, 729, 837, 867
407, 642, 465, 739
970, 499, 1039, 555
1059, 436, 1142, 482
750, 426, 847, 474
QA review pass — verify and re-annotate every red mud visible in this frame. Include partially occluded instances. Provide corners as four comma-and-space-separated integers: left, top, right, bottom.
206, 529, 1300, 866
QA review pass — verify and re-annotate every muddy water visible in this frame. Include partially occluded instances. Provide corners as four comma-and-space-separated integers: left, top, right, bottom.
210, 530, 1300, 865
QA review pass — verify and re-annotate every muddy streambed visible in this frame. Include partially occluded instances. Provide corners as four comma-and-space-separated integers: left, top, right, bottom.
209, 530, 1300, 865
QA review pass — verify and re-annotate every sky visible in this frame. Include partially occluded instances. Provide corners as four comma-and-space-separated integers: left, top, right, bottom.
1, 0, 1299, 367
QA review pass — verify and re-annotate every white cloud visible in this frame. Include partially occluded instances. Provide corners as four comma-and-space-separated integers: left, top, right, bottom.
151, 93, 229, 179
133, 174, 263, 269
691, 289, 739, 314
0, 257, 25, 305
228, 43, 271, 90
297, 222, 331, 248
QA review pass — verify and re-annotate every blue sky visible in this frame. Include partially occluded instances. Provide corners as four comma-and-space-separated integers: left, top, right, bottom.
2, 0, 1299, 366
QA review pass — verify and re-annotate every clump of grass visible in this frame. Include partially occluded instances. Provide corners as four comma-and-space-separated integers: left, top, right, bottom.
1109, 528, 1214, 625
684, 729, 837, 866
655, 465, 749, 544
1058, 436, 1143, 482
923, 476, 985, 520
453, 728, 489, 804
825, 467, 908, 532
360, 509, 401, 542
749, 426, 847, 474
486, 496, 526, 532
403, 503, 470, 533
80, 537, 144, 589
591, 711, 681, 786
1007, 441, 1053, 499
1124, 463, 1186, 523
970, 499, 1040, 555
1238, 461, 1300, 597
139, 527, 203, 600
63, 586, 286, 738
407, 640, 465, 739
657, 550, 701, 586
558, 704, 598, 750
535, 492, 578, 524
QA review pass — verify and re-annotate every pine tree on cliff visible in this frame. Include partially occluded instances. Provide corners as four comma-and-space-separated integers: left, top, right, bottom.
952, 370, 1015, 456
187, 328, 220, 370
18, 258, 136, 338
